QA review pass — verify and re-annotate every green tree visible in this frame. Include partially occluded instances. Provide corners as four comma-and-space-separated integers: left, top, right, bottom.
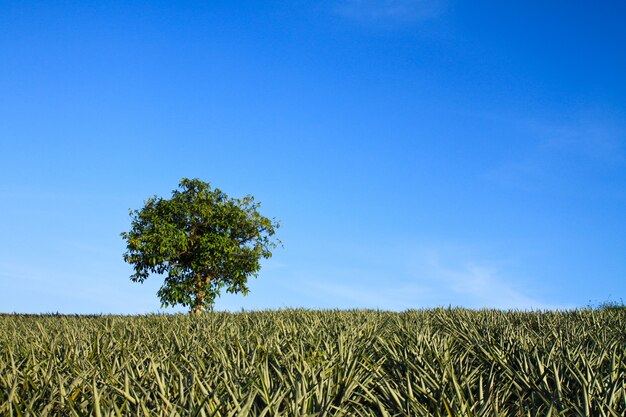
121, 178, 280, 314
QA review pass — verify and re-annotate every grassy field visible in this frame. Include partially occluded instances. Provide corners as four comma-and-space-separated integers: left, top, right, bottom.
0, 308, 624, 416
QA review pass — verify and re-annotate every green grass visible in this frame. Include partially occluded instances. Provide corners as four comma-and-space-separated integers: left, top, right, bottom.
1, 308, 625, 416
597, 299, 626, 312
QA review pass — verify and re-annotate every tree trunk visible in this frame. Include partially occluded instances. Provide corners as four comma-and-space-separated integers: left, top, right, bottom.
191, 274, 211, 315
192, 303, 203, 316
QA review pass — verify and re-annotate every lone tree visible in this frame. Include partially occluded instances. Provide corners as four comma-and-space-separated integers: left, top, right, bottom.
121, 178, 280, 314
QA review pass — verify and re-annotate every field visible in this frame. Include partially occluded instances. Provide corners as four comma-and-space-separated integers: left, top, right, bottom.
1, 309, 624, 416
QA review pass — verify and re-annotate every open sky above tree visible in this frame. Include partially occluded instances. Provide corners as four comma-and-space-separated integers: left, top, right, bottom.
0, 1, 625, 313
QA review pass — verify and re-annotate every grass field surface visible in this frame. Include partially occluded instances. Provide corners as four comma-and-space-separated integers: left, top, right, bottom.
1, 309, 624, 416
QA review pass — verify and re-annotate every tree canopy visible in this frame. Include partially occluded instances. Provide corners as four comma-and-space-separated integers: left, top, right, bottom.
121, 178, 280, 314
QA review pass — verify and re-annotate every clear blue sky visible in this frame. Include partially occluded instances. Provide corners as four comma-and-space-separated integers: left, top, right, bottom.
1, 1, 625, 313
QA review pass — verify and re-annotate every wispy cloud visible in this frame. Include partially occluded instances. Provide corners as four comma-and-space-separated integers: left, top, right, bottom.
484, 112, 625, 193
532, 118, 625, 163
412, 250, 557, 310
290, 243, 558, 311
0, 260, 168, 314
301, 275, 429, 310
334, 0, 442, 24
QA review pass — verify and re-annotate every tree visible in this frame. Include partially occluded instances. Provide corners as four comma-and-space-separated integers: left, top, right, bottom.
121, 178, 280, 314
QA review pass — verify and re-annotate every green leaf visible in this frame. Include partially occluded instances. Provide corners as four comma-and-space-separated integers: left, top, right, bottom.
121, 178, 281, 313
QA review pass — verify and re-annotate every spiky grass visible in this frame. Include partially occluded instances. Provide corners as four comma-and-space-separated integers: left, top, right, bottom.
0, 309, 624, 416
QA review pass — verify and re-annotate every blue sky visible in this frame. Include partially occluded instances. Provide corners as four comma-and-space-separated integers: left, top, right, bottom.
1, 1, 625, 313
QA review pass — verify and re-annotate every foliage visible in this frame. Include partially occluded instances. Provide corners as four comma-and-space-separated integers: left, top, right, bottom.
597, 299, 626, 311
1, 309, 625, 416
121, 178, 280, 313
588, 297, 626, 311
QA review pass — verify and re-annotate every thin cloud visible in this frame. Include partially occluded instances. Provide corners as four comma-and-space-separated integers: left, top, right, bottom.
302, 277, 428, 311
407, 247, 560, 310
484, 112, 625, 192
0, 260, 166, 314
533, 119, 625, 163
289, 243, 558, 311
334, 0, 442, 24
420, 254, 551, 309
